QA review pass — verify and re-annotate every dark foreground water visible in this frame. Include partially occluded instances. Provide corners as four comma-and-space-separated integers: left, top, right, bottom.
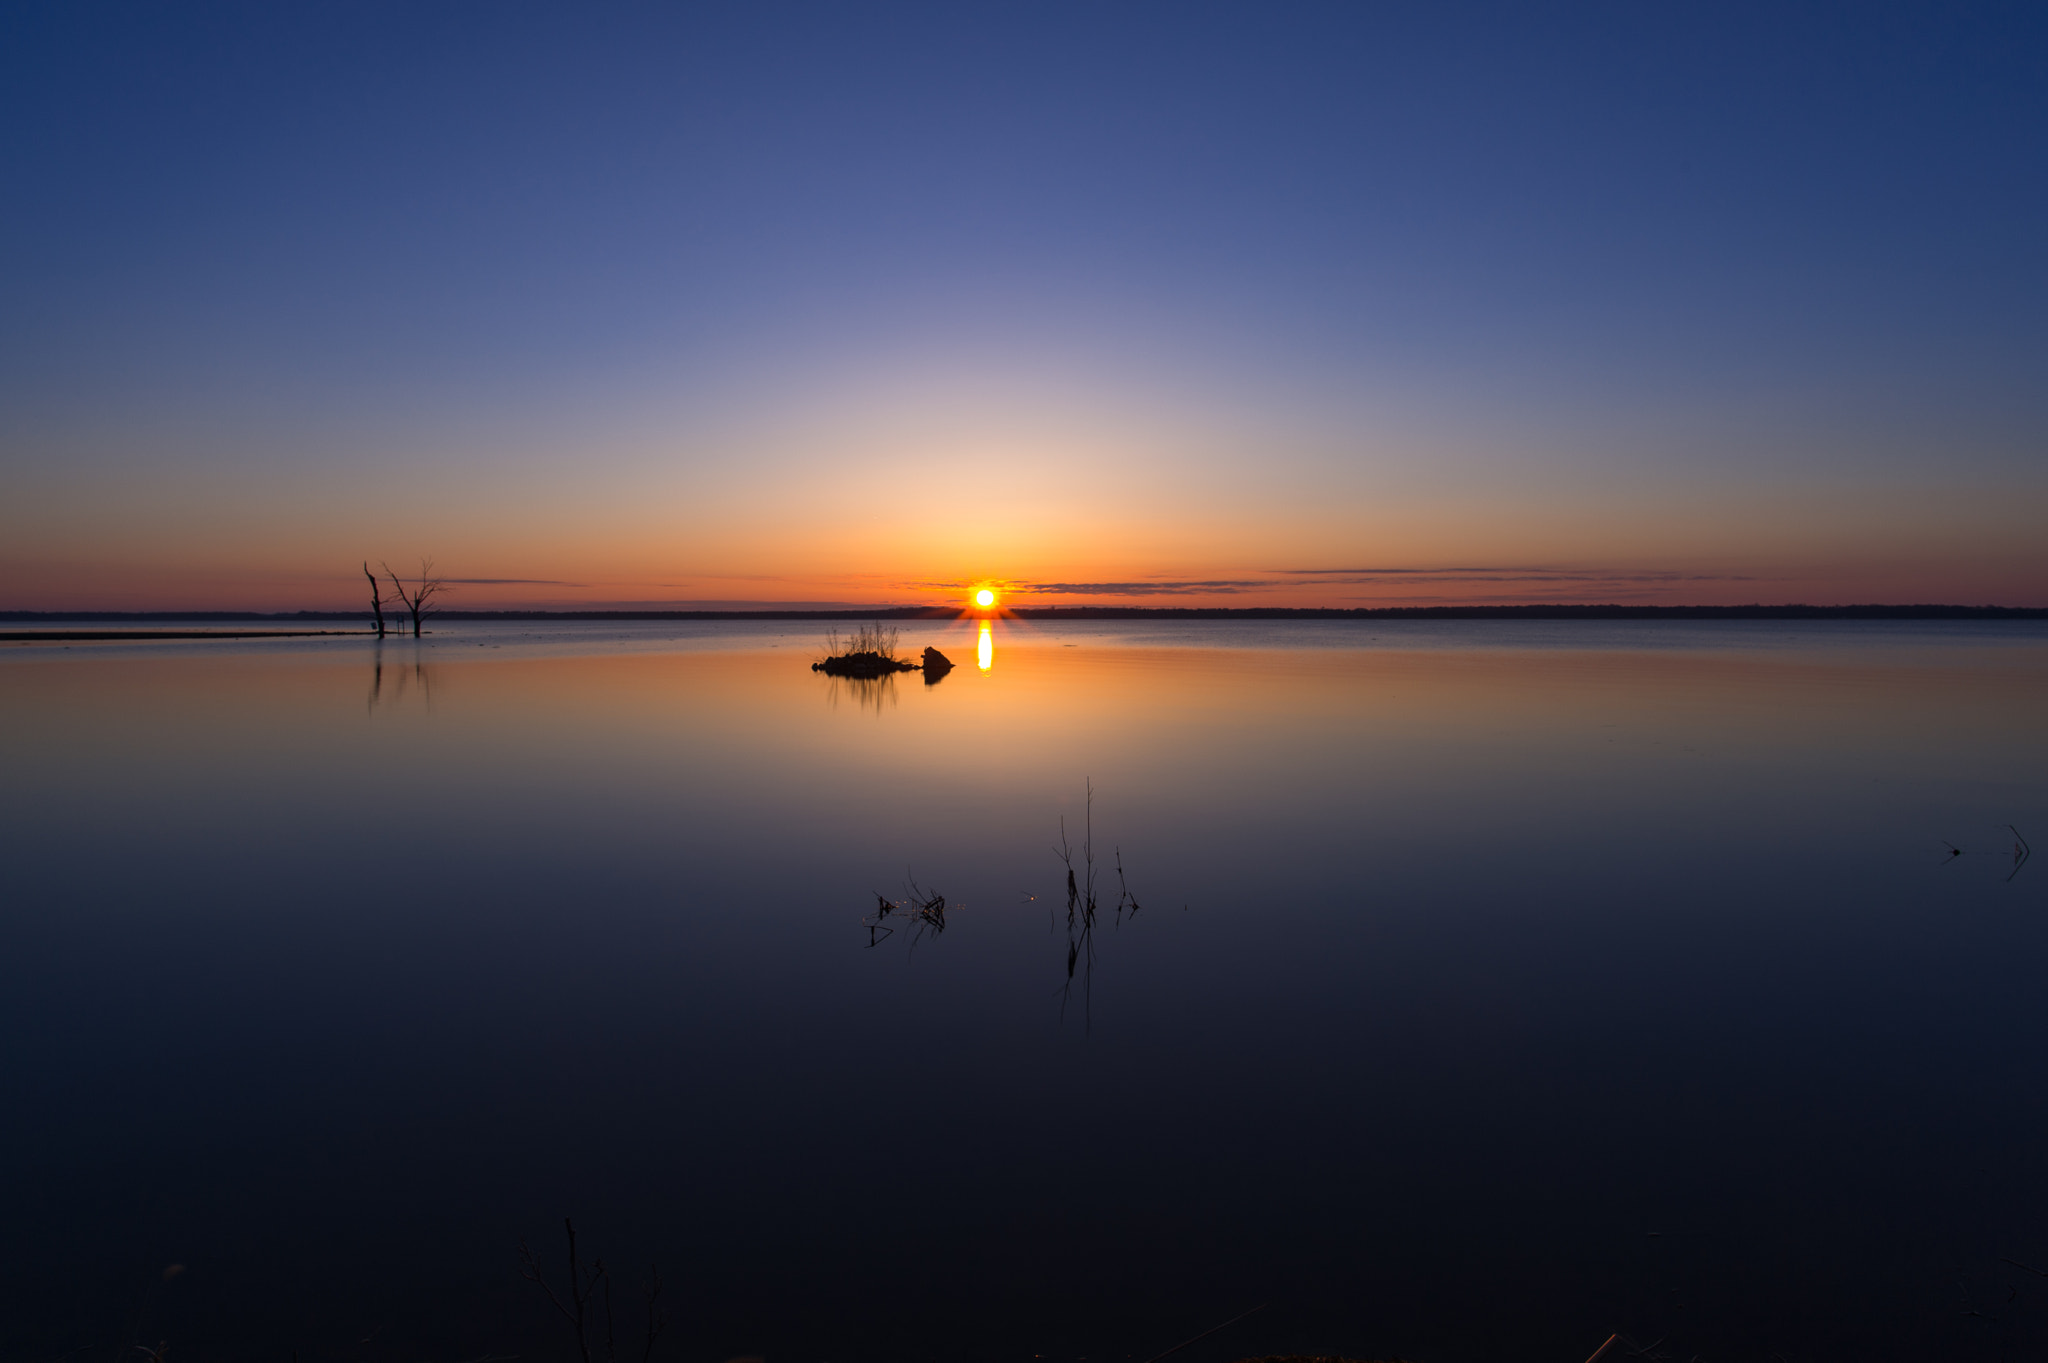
3, 618, 2046, 1363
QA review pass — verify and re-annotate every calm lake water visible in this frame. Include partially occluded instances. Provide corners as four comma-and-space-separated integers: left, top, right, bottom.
3, 618, 2046, 1363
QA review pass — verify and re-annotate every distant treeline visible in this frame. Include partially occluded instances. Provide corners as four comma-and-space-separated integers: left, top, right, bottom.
7, 604, 2047, 622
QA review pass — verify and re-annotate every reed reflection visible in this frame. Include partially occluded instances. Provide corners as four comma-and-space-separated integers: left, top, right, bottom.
859, 783, 1145, 1029
823, 671, 897, 715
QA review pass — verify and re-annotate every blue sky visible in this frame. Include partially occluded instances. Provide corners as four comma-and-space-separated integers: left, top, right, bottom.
4, 2, 2044, 608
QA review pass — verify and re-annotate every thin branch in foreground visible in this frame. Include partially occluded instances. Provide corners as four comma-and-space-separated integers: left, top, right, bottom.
1138, 1302, 1266, 1363
641, 1264, 668, 1363
519, 1217, 604, 1363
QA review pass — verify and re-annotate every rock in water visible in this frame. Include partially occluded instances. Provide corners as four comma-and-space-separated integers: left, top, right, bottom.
922, 646, 954, 677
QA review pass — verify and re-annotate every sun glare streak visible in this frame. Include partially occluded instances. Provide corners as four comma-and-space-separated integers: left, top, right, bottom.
973, 585, 998, 610
977, 623, 993, 671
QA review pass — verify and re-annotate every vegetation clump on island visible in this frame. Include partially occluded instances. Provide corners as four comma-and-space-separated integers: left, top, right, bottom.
813, 622, 922, 677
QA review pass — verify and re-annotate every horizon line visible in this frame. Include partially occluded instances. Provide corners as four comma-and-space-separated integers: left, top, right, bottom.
5, 603, 2047, 623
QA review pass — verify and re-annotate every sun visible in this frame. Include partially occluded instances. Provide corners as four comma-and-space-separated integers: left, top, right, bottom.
974, 587, 997, 610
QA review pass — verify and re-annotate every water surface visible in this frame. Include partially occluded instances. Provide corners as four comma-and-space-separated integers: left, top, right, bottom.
3, 619, 2046, 1362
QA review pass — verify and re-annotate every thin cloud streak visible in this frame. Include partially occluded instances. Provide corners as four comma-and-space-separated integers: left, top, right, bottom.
903, 579, 1269, 597
1344, 583, 1775, 604
1283, 568, 1762, 585
916, 570, 1767, 601
1284, 566, 1571, 575
1009, 581, 1269, 596
578, 599, 915, 611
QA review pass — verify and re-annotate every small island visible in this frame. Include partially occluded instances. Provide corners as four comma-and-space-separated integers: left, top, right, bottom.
812, 623, 953, 679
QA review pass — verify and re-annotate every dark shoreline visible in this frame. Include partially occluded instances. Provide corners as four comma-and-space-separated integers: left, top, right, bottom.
1, 629, 370, 642
4, 604, 2046, 625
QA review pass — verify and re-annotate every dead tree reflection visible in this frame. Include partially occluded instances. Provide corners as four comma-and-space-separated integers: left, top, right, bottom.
366, 648, 435, 715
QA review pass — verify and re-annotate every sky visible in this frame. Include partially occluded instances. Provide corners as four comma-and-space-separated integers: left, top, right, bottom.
3, 1, 2045, 611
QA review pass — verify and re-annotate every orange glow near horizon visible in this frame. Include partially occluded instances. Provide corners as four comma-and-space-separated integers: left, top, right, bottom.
8, 522, 2048, 613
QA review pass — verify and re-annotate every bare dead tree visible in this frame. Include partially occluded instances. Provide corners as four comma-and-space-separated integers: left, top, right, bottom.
362, 562, 387, 638
381, 556, 449, 637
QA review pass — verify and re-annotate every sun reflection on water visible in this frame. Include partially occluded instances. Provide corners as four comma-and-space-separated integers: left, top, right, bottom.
977, 623, 993, 671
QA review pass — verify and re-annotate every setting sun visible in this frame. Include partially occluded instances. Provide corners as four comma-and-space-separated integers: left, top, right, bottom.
974, 587, 996, 609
